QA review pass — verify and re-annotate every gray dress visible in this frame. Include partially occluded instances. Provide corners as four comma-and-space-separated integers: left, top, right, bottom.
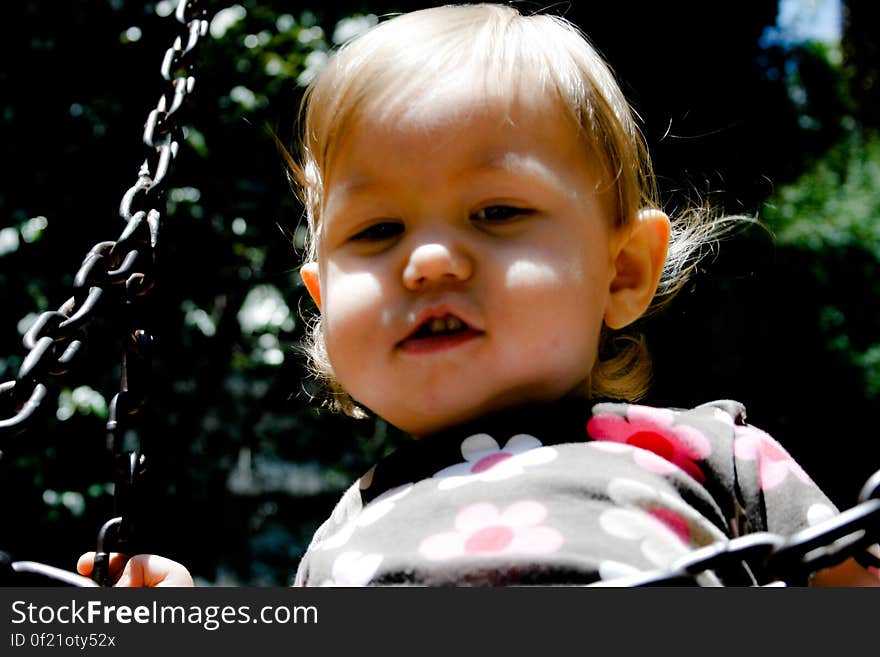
294, 399, 840, 586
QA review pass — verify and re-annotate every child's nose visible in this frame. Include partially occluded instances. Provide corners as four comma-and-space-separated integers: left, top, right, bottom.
402, 242, 473, 290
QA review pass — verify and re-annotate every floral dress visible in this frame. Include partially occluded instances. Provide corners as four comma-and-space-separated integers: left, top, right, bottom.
293, 399, 840, 586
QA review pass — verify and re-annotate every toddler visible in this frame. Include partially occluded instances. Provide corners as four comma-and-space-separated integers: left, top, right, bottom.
79, 3, 878, 587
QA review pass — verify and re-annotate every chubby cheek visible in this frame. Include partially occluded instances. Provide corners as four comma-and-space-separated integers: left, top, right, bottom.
501, 256, 605, 368
321, 264, 387, 370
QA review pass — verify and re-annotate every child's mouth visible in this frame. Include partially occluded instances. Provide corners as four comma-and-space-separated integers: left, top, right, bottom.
413, 315, 467, 338
398, 314, 483, 353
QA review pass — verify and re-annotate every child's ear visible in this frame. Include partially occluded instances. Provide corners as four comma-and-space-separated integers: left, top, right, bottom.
604, 209, 670, 330
300, 262, 322, 310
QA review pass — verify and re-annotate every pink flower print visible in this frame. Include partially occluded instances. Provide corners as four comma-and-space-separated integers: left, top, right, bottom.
587, 405, 712, 483
418, 501, 563, 561
733, 425, 813, 490
432, 433, 557, 490
598, 506, 690, 570
598, 477, 727, 571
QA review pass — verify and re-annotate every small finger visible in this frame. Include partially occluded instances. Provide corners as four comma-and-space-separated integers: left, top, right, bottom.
76, 552, 95, 576
76, 552, 128, 580
116, 555, 194, 587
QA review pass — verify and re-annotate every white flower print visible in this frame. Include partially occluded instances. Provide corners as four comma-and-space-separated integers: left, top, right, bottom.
597, 560, 642, 581
320, 551, 383, 587
314, 483, 414, 551
806, 503, 835, 527
597, 477, 727, 572
590, 440, 680, 476
432, 433, 557, 490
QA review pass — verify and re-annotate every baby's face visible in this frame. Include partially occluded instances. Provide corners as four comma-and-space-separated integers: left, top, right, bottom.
306, 82, 624, 435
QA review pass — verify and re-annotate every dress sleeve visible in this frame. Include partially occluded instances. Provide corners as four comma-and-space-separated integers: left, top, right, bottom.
728, 417, 838, 537
681, 401, 847, 584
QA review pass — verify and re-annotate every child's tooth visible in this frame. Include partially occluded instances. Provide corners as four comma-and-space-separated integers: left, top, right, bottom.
446, 317, 462, 331
429, 318, 446, 334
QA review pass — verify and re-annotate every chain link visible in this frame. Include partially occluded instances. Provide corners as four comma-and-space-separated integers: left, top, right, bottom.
0, 1, 208, 442
592, 468, 880, 587
0, 0, 209, 586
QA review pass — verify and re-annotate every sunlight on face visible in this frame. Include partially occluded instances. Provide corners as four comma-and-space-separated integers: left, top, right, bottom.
313, 76, 619, 435
505, 259, 575, 289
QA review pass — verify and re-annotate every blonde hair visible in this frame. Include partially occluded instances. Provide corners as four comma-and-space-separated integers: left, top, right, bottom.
284, 3, 738, 416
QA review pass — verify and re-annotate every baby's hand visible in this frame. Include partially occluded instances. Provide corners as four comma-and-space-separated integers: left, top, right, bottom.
77, 552, 194, 587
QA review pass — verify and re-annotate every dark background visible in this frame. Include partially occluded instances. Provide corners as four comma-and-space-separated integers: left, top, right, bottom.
1, 0, 878, 585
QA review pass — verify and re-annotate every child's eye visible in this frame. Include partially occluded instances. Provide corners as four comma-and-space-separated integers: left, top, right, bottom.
350, 221, 404, 242
470, 205, 533, 223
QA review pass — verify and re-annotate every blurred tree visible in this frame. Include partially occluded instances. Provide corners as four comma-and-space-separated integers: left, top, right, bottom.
842, 0, 879, 129
0, 0, 401, 586
754, 132, 880, 502
648, 0, 880, 505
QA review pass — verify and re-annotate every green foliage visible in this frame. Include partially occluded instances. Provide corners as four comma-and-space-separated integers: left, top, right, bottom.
762, 130, 880, 399
766, 133, 880, 256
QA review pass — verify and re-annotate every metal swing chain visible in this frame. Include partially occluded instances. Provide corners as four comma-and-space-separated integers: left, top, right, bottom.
0, 0, 208, 586
594, 467, 880, 587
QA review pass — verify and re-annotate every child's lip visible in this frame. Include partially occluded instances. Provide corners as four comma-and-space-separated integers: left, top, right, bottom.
397, 328, 484, 354
397, 305, 484, 346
